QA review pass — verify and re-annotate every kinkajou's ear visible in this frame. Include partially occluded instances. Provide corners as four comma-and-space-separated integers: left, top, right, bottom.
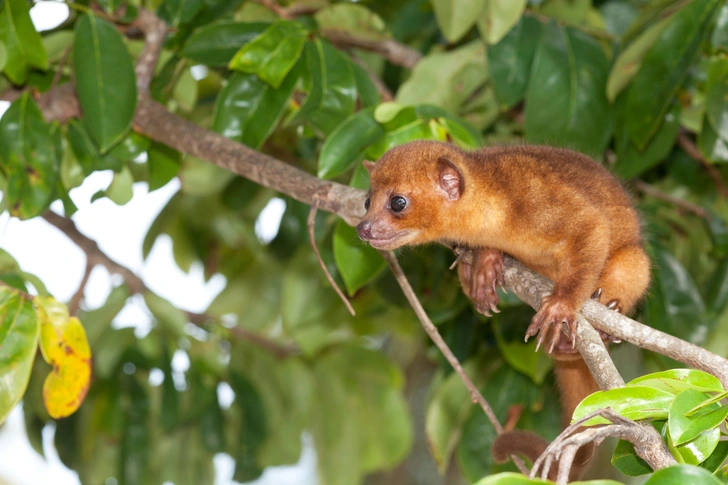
437, 156, 464, 200
362, 161, 376, 174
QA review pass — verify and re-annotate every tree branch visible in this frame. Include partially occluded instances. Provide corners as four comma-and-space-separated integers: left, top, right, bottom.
42, 211, 297, 357
677, 130, 728, 198
381, 250, 530, 476
502, 255, 728, 387
634, 180, 708, 219
324, 29, 423, 69
531, 408, 675, 484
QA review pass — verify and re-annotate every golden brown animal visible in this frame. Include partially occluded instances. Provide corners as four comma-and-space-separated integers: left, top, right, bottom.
356, 140, 651, 478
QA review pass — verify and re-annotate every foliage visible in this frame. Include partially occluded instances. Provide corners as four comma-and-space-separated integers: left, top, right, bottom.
0, 0, 728, 484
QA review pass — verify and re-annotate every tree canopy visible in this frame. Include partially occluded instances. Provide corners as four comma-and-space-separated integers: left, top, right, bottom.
2, 0, 728, 484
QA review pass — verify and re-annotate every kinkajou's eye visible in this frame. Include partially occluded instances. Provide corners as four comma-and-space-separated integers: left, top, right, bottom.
390, 196, 407, 212
364, 198, 370, 210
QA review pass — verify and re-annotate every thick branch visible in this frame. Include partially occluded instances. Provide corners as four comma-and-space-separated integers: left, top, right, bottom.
502, 256, 728, 387
134, 94, 365, 226
531, 408, 675, 484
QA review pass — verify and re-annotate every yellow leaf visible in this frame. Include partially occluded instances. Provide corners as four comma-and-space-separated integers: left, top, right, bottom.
36, 297, 92, 419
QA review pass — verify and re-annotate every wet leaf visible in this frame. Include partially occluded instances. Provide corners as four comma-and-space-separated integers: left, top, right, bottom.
572, 386, 675, 425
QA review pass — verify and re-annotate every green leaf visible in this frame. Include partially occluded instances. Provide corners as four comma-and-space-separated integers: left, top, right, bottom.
200, 392, 224, 452
0, 0, 47, 84
539, 0, 590, 25
700, 441, 728, 473
493, 318, 552, 385
0, 287, 39, 424
0, 93, 58, 219
73, 13, 137, 152
477, 0, 526, 45
229, 372, 266, 481
0, 41, 7, 72
426, 357, 487, 471
706, 258, 728, 315
228, 20, 307, 89
317, 345, 411, 473
157, 0, 203, 27
414, 104, 483, 147
281, 250, 351, 355
457, 363, 543, 481
606, 15, 672, 102
623, 0, 721, 149
612, 438, 653, 476
212, 65, 300, 149
524, 22, 613, 156
120, 375, 150, 485
706, 57, 728, 141
397, 40, 488, 114
472, 472, 554, 485
309, 41, 357, 136
314, 4, 389, 41
66, 120, 122, 175
333, 220, 387, 296
352, 62, 380, 108
108, 132, 151, 162
628, 369, 725, 395
487, 15, 542, 108
668, 389, 727, 446
105, 165, 134, 206
147, 142, 180, 191
318, 107, 385, 179
432, 0, 487, 43
144, 292, 187, 340
572, 386, 675, 425
286, 39, 325, 126
181, 21, 268, 66
675, 428, 721, 466
698, 119, 728, 163
713, 3, 728, 52
613, 103, 680, 179
642, 248, 706, 342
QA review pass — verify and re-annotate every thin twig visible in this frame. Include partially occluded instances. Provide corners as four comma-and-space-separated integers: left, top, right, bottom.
307, 196, 355, 316
324, 29, 423, 69
42, 211, 297, 356
351, 55, 394, 102
380, 250, 530, 476
531, 408, 675, 484
677, 130, 728, 198
634, 180, 709, 218
68, 260, 93, 315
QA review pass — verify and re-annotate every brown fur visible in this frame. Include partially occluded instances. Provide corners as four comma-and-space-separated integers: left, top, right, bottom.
356, 141, 651, 480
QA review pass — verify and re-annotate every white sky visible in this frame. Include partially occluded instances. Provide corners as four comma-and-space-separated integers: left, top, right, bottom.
0, 4, 315, 485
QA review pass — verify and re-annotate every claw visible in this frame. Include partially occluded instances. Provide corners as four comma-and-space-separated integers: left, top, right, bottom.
490, 304, 500, 314
606, 299, 621, 312
591, 288, 602, 300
